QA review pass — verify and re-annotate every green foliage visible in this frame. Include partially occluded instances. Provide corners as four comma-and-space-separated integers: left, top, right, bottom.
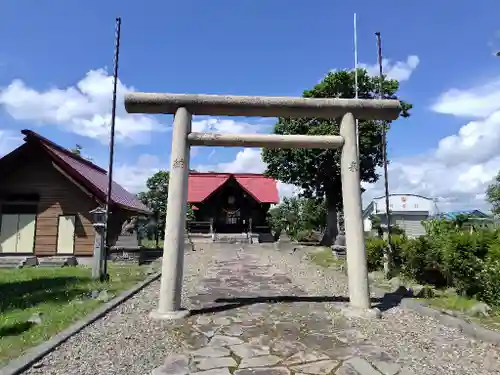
365, 237, 386, 271
369, 215, 383, 237
69, 144, 93, 162
486, 171, 500, 216
267, 196, 326, 241
262, 69, 411, 245
138, 170, 194, 239
367, 217, 500, 307
477, 256, 500, 306
138, 170, 170, 216
70, 144, 83, 156
365, 234, 405, 272
186, 205, 195, 221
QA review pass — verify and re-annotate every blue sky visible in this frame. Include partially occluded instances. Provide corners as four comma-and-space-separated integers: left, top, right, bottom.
1, 1, 500, 211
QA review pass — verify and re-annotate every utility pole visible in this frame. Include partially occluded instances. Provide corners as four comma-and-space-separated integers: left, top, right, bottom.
102, 17, 122, 282
353, 13, 360, 155
375, 31, 393, 279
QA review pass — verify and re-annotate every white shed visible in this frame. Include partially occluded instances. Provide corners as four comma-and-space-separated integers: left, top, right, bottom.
363, 194, 438, 238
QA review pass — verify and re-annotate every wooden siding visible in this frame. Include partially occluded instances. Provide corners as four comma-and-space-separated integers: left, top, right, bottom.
0, 150, 97, 256
0, 145, 140, 256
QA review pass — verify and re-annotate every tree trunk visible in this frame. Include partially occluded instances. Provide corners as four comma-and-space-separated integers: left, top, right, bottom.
320, 193, 339, 246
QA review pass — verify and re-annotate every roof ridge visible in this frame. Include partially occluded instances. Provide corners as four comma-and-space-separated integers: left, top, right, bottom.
21, 129, 107, 173
189, 172, 270, 177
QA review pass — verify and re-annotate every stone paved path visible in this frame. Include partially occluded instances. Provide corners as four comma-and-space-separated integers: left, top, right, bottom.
153, 246, 498, 375
23, 244, 500, 375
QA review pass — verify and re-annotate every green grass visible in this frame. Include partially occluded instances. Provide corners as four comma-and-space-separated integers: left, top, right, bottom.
0, 263, 158, 365
305, 249, 500, 332
425, 295, 500, 331
141, 239, 164, 249
307, 247, 345, 268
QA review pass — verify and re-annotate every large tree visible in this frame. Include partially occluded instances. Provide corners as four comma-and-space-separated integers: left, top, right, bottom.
262, 69, 411, 246
138, 170, 170, 217
138, 170, 197, 243
486, 171, 500, 216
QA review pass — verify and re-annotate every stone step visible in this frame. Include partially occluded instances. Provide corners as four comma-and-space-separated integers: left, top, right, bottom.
114, 233, 141, 250
332, 245, 347, 259
37, 256, 78, 267
214, 233, 252, 244
0, 262, 22, 268
0, 256, 38, 268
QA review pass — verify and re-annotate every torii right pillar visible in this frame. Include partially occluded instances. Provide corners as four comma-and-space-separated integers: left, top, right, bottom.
340, 112, 370, 309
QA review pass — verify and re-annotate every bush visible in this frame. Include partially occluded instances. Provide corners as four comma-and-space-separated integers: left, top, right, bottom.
365, 237, 386, 271
439, 232, 484, 295
400, 236, 447, 286
477, 257, 500, 306
361, 216, 500, 307
294, 229, 321, 243
365, 235, 406, 272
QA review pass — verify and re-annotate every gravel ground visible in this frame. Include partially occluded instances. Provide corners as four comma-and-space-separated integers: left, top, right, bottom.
23, 249, 218, 375
261, 245, 500, 375
21, 244, 500, 375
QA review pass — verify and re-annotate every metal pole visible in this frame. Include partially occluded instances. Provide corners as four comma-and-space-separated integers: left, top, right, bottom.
375, 31, 393, 278
103, 17, 122, 282
353, 13, 360, 155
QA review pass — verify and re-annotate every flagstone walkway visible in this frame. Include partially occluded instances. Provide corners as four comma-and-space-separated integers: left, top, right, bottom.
23, 245, 500, 375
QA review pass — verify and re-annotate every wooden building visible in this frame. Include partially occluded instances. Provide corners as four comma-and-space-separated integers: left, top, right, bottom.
187, 172, 279, 234
0, 130, 150, 260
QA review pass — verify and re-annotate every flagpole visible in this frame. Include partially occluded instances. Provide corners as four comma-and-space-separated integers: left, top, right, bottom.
375, 31, 393, 278
353, 13, 360, 155
103, 17, 122, 281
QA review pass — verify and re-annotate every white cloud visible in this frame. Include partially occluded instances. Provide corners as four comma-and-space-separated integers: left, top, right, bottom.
194, 148, 301, 201
0, 129, 23, 156
115, 148, 299, 201
113, 154, 164, 193
361, 78, 500, 213
431, 79, 500, 118
0, 69, 166, 144
194, 87, 500, 213
359, 55, 420, 82
192, 118, 271, 134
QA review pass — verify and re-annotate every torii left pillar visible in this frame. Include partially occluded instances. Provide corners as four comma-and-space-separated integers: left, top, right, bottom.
149, 107, 192, 320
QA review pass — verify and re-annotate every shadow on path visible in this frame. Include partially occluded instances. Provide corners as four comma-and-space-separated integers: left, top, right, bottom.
190, 291, 412, 315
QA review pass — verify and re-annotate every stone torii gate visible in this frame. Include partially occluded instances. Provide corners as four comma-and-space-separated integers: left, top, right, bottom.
124, 93, 401, 319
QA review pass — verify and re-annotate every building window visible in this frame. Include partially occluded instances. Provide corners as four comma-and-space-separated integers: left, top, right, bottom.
414, 204, 418, 208
226, 216, 238, 225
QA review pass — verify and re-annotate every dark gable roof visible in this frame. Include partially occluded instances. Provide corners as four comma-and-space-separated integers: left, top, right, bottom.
18, 130, 150, 214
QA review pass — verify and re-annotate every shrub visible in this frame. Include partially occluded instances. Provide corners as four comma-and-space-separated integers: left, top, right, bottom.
400, 236, 447, 286
390, 234, 406, 267
365, 237, 386, 271
439, 232, 484, 296
477, 257, 500, 306
294, 229, 321, 243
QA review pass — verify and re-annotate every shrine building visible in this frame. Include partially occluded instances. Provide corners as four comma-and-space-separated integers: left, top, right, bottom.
187, 172, 279, 234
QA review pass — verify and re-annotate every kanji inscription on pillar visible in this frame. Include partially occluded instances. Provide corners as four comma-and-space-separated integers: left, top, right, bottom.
173, 158, 185, 169
348, 161, 359, 172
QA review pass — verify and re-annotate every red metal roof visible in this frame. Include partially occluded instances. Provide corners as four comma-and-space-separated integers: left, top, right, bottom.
188, 172, 279, 204
20, 130, 151, 214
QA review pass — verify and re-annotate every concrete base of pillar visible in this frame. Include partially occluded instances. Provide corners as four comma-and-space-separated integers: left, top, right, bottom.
149, 308, 191, 320
340, 306, 382, 320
